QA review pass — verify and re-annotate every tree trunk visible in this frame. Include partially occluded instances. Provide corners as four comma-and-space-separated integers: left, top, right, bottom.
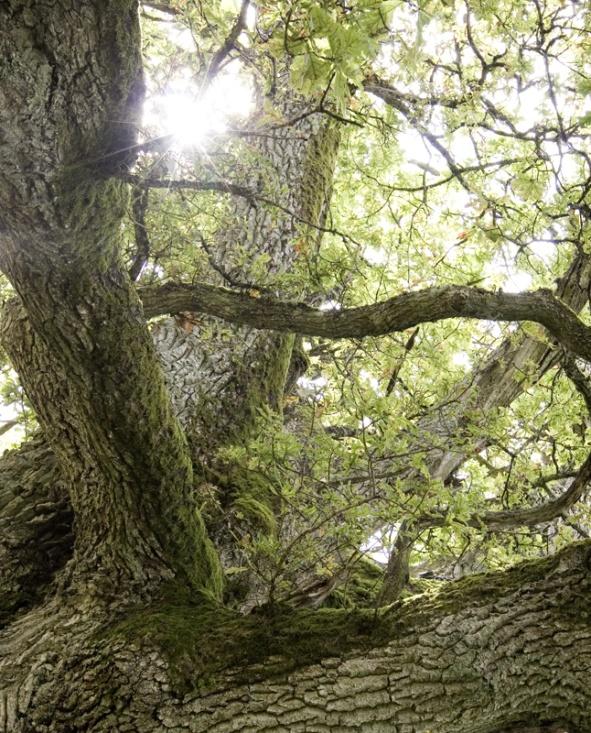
2, 3, 591, 730
0, 0, 222, 598
1, 541, 591, 732
151, 80, 340, 462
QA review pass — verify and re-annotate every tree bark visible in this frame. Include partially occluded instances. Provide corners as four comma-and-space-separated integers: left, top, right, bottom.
141, 278, 591, 362
0, 0, 220, 597
2, 247, 587, 618
150, 82, 340, 461
2, 4, 591, 730
0, 437, 71, 625
2, 541, 591, 732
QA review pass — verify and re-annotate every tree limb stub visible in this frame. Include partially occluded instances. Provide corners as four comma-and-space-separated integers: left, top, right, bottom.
140, 282, 591, 363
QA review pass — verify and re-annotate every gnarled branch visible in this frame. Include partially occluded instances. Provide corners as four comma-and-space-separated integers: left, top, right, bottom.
139, 281, 591, 363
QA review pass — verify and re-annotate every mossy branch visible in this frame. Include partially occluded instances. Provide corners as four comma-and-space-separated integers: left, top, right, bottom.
140, 282, 591, 364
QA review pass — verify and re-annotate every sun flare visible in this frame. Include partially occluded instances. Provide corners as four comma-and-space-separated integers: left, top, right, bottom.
143, 68, 254, 149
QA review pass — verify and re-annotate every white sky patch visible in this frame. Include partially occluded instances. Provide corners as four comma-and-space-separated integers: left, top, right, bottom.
448, 130, 475, 166
423, 24, 456, 63
361, 527, 399, 565
479, 320, 504, 339
0, 424, 24, 456
503, 270, 532, 293
529, 239, 555, 265
244, 3, 256, 30
0, 398, 25, 456
485, 243, 533, 293
165, 24, 196, 52
452, 351, 472, 370
541, 141, 580, 188
443, 187, 472, 213
398, 128, 442, 172
359, 369, 380, 393
363, 245, 388, 265
516, 84, 547, 128
318, 300, 342, 311
141, 262, 165, 279
296, 376, 327, 403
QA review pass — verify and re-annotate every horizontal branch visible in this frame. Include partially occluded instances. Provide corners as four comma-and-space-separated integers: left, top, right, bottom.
123, 173, 255, 200
433, 451, 591, 533
139, 282, 591, 363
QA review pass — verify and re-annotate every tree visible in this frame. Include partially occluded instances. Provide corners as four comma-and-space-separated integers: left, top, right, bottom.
1, 0, 591, 730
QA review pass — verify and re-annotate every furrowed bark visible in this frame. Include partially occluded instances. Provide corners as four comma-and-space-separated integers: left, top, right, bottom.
150, 84, 340, 459
140, 281, 591, 362
0, 0, 220, 597
0, 437, 71, 625
2, 542, 591, 732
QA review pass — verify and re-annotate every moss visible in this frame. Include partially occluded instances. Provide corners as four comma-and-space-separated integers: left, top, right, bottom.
105, 595, 381, 696
104, 542, 591, 695
231, 493, 277, 533
326, 557, 384, 608
299, 119, 341, 226
238, 332, 295, 426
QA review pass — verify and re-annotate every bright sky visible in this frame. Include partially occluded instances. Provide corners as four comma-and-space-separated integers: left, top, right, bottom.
143, 67, 254, 149
144, 2, 578, 299
143, 3, 255, 149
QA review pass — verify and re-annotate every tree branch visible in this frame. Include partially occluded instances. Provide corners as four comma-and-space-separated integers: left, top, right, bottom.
0, 420, 18, 438
561, 352, 591, 415
139, 282, 591, 364
207, 0, 250, 81
416, 451, 591, 535
129, 186, 150, 281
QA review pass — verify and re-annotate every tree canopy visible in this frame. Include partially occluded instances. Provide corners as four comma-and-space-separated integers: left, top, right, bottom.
1, 0, 591, 730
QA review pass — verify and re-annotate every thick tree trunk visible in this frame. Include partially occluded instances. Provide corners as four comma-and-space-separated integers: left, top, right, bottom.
2, 249, 587, 618
151, 85, 340, 461
1, 541, 591, 732
0, 0, 221, 598
2, 4, 591, 730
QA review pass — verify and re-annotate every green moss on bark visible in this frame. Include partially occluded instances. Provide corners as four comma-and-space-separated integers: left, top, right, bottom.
104, 541, 591, 695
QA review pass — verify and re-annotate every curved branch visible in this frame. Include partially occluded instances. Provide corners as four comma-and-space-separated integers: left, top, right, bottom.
474, 452, 591, 531
139, 282, 591, 363
562, 352, 591, 415
418, 451, 591, 535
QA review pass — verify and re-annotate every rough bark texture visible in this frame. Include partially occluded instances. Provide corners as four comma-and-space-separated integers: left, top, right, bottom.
2, 2, 591, 730
0, 0, 220, 597
141, 277, 591, 362
0, 437, 71, 624
150, 83, 340, 460
2, 541, 591, 732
